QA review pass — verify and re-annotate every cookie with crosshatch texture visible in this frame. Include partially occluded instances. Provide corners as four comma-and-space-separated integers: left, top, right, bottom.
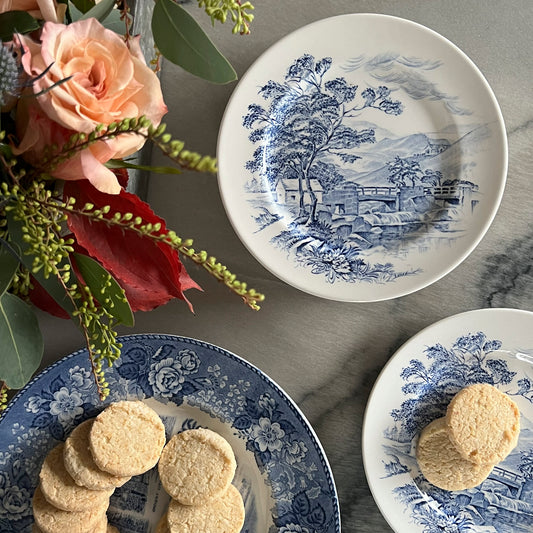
416, 417, 494, 491
167, 484, 245, 533
446, 383, 520, 464
158, 428, 237, 505
38, 443, 114, 512
89, 400, 166, 477
32, 485, 109, 533
64, 418, 131, 490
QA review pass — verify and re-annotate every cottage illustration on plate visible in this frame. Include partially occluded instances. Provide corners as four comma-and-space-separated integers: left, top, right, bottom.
381, 332, 533, 532
242, 53, 489, 283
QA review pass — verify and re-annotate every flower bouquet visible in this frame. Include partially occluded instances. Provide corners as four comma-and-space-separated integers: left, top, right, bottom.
0, 0, 262, 407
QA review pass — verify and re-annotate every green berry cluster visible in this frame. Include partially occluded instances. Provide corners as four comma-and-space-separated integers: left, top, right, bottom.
64, 199, 265, 311
34, 116, 218, 178
2, 181, 124, 399
198, 0, 255, 35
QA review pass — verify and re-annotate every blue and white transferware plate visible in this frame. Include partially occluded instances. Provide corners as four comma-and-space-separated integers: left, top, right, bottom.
217, 14, 507, 302
0, 334, 340, 533
362, 308, 533, 532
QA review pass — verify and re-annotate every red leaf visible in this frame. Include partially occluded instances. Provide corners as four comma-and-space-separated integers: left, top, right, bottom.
113, 168, 130, 189
63, 181, 201, 312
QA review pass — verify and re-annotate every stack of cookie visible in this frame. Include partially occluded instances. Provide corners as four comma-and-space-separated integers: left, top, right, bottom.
155, 428, 245, 533
32, 401, 166, 533
416, 383, 521, 491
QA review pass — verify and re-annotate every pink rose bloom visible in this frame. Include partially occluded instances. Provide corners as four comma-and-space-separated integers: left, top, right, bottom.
14, 18, 167, 193
0, 0, 66, 22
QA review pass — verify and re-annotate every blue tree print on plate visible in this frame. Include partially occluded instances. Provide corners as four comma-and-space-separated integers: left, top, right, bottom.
382, 332, 533, 532
242, 54, 483, 284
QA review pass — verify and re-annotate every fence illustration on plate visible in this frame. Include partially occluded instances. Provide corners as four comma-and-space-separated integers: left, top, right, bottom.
381, 332, 533, 532
242, 53, 485, 284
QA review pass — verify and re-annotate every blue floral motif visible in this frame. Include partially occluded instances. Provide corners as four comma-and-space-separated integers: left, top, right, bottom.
383, 330, 533, 532
0, 335, 340, 532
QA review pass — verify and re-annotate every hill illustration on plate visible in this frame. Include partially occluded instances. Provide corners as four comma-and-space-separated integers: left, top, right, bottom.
241, 53, 492, 284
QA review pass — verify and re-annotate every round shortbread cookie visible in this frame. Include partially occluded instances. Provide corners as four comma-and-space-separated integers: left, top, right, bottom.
107, 526, 120, 533
89, 401, 166, 477
446, 383, 520, 464
158, 428, 237, 505
155, 513, 170, 533
39, 444, 114, 512
32, 485, 108, 533
64, 419, 131, 490
416, 417, 494, 490
167, 484, 245, 533
92, 515, 109, 533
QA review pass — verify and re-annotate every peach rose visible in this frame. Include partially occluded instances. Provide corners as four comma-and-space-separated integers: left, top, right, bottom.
14, 18, 167, 193
0, 0, 66, 23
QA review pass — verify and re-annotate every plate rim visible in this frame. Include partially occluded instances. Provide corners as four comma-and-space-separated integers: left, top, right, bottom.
217, 12, 508, 303
0, 333, 341, 533
361, 307, 533, 532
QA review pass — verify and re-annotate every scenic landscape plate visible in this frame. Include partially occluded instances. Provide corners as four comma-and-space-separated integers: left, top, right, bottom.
217, 14, 507, 301
362, 308, 533, 532
0, 334, 340, 533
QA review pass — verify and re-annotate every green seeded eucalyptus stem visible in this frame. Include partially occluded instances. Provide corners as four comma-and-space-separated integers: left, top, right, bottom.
198, 0, 255, 35
30, 117, 218, 179
62, 200, 266, 311
0, 381, 8, 411
2, 182, 123, 399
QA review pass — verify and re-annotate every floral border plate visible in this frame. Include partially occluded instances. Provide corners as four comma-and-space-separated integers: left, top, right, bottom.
217, 14, 507, 302
0, 334, 340, 533
362, 308, 533, 532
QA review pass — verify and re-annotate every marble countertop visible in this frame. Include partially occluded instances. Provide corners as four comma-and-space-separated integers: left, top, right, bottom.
36, 1, 533, 531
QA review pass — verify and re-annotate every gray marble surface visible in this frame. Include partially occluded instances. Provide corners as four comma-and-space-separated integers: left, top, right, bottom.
36, 1, 533, 531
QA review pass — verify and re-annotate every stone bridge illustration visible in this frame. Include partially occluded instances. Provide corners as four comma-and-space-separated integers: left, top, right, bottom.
275, 179, 477, 217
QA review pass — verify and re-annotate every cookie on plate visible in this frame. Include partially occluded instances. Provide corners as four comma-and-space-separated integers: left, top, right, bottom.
64, 419, 131, 490
446, 383, 520, 464
39, 444, 114, 512
32, 485, 108, 533
158, 428, 237, 505
167, 484, 245, 533
416, 417, 494, 491
89, 401, 166, 477
155, 513, 170, 533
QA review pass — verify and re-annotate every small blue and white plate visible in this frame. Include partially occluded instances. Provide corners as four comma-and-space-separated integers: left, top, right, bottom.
0, 335, 340, 533
363, 308, 533, 532
217, 14, 507, 302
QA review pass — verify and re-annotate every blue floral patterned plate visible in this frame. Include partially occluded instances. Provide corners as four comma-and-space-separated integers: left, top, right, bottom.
217, 14, 507, 302
362, 308, 533, 533
0, 334, 340, 533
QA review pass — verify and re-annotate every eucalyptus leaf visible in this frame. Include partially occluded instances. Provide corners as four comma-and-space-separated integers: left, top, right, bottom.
80, 0, 116, 22
100, 7, 126, 33
152, 0, 237, 84
0, 11, 40, 41
0, 292, 43, 389
0, 243, 19, 297
68, 4, 83, 21
107, 159, 183, 176
71, 0, 95, 14
6, 212, 77, 317
73, 253, 134, 327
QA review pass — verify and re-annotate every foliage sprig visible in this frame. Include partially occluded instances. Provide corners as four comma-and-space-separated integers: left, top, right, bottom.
32, 117, 218, 179
2, 181, 124, 399
63, 198, 265, 311
198, 0, 255, 35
